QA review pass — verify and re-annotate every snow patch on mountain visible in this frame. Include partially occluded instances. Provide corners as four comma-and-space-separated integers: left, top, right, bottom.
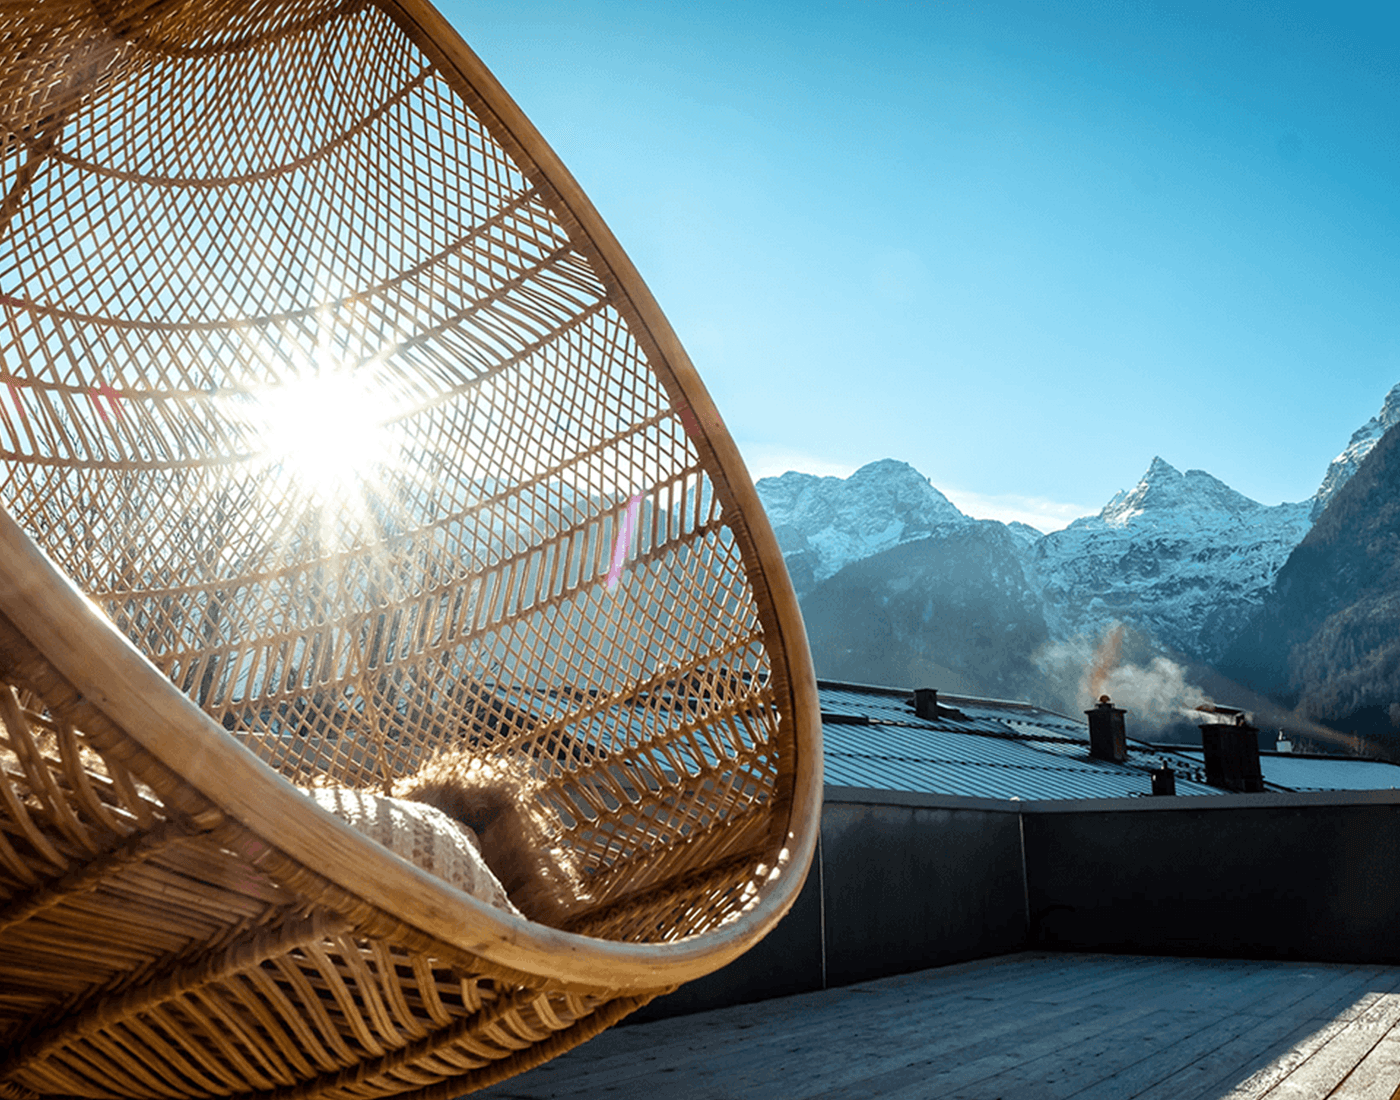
1097, 457, 1265, 527
1006, 521, 1045, 552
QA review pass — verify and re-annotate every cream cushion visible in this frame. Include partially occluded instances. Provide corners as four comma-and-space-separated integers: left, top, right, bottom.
304, 787, 521, 916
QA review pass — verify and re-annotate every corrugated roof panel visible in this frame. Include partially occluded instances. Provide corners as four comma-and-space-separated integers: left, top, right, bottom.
826, 722, 1084, 772
828, 721, 1163, 777
827, 749, 1131, 800
947, 697, 1081, 727
818, 686, 927, 727
1003, 718, 1086, 742
821, 723, 1225, 800
818, 685, 1089, 739
814, 695, 872, 720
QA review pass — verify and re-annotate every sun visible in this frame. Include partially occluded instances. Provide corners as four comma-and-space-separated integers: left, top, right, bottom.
254, 372, 396, 504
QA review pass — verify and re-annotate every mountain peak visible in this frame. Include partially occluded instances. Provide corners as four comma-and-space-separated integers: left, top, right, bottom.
1381, 382, 1400, 423
1096, 457, 1261, 527
755, 458, 971, 591
1313, 382, 1400, 516
847, 457, 936, 487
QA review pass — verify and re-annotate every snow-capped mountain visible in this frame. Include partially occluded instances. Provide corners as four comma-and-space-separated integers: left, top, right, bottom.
756, 459, 972, 594
1311, 382, 1400, 518
1004, 521, 1046, 553
1028, 458, 1313, 661
756, 382, 1400, 672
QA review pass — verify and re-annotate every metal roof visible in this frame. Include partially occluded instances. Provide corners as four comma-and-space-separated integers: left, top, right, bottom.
823, 723, 1224, 800
464, 678, 1400, 801
816, 681, 1400, 801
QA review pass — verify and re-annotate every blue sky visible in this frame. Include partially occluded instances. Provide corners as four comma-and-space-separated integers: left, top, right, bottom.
436, 1, 1398, 529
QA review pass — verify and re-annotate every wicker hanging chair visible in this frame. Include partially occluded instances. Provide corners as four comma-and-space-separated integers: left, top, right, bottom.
0, 3, 820, 1097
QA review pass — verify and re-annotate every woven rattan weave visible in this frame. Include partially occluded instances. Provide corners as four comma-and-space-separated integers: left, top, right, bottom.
0, 3, 821, 1097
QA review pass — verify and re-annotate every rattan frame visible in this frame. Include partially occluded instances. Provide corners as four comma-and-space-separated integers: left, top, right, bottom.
0, 2, 820, 1097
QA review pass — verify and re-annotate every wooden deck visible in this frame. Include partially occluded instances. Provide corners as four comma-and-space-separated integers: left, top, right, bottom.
474, 953, 1400, 1099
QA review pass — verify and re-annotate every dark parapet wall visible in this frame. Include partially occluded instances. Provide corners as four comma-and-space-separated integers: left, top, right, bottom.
1023, 797, 1400, 964
631, 791, 1029, 1022
636, 787, 1400, 1024
819, 797, 1029, 987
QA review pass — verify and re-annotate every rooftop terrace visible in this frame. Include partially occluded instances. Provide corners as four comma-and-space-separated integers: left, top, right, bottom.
474, 952, 1400, 1099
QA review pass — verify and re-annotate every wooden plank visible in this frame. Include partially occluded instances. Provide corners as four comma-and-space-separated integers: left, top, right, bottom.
811, 996, 1185, 1099
1263, 993, 1400, 1100
1008, 954, 1200, 1006
1104, 957, 1294, 1019
477, 954, 1124, 1096
747, 982, 1156, 1100
933, 958, 1400, 1100
1154, 1020, 1333, 1100
1233, 963, 1395, 1022
1328, 1026, 1400, 1099
845, 1012, 1165, 1099
790, 961, 1394, 1100
1222, 991, 1400, 1100
496, 958, 1157, 1100
1132, 966, 1394, 1100
671, 956, 1187, 1098
946, 1007, 1231, 1099
472, 955, 1400, 1100
1071, 1001, 1306, 1100
843, 952, 1145, 1008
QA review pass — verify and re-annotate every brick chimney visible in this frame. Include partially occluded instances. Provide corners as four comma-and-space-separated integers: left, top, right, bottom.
1198, 707, 1264, 792
1085, 696, 1127, 763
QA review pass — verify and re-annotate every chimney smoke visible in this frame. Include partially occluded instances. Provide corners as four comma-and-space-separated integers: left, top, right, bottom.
1088, 624, 1125, 701
1035, 621, 1217, 736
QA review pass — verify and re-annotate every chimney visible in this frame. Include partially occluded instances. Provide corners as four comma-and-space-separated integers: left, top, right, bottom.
1197, 706, 1264, 793
913, 688, 938, 721
1150, 762, 1176, 796
1085, 696, 1127, 763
